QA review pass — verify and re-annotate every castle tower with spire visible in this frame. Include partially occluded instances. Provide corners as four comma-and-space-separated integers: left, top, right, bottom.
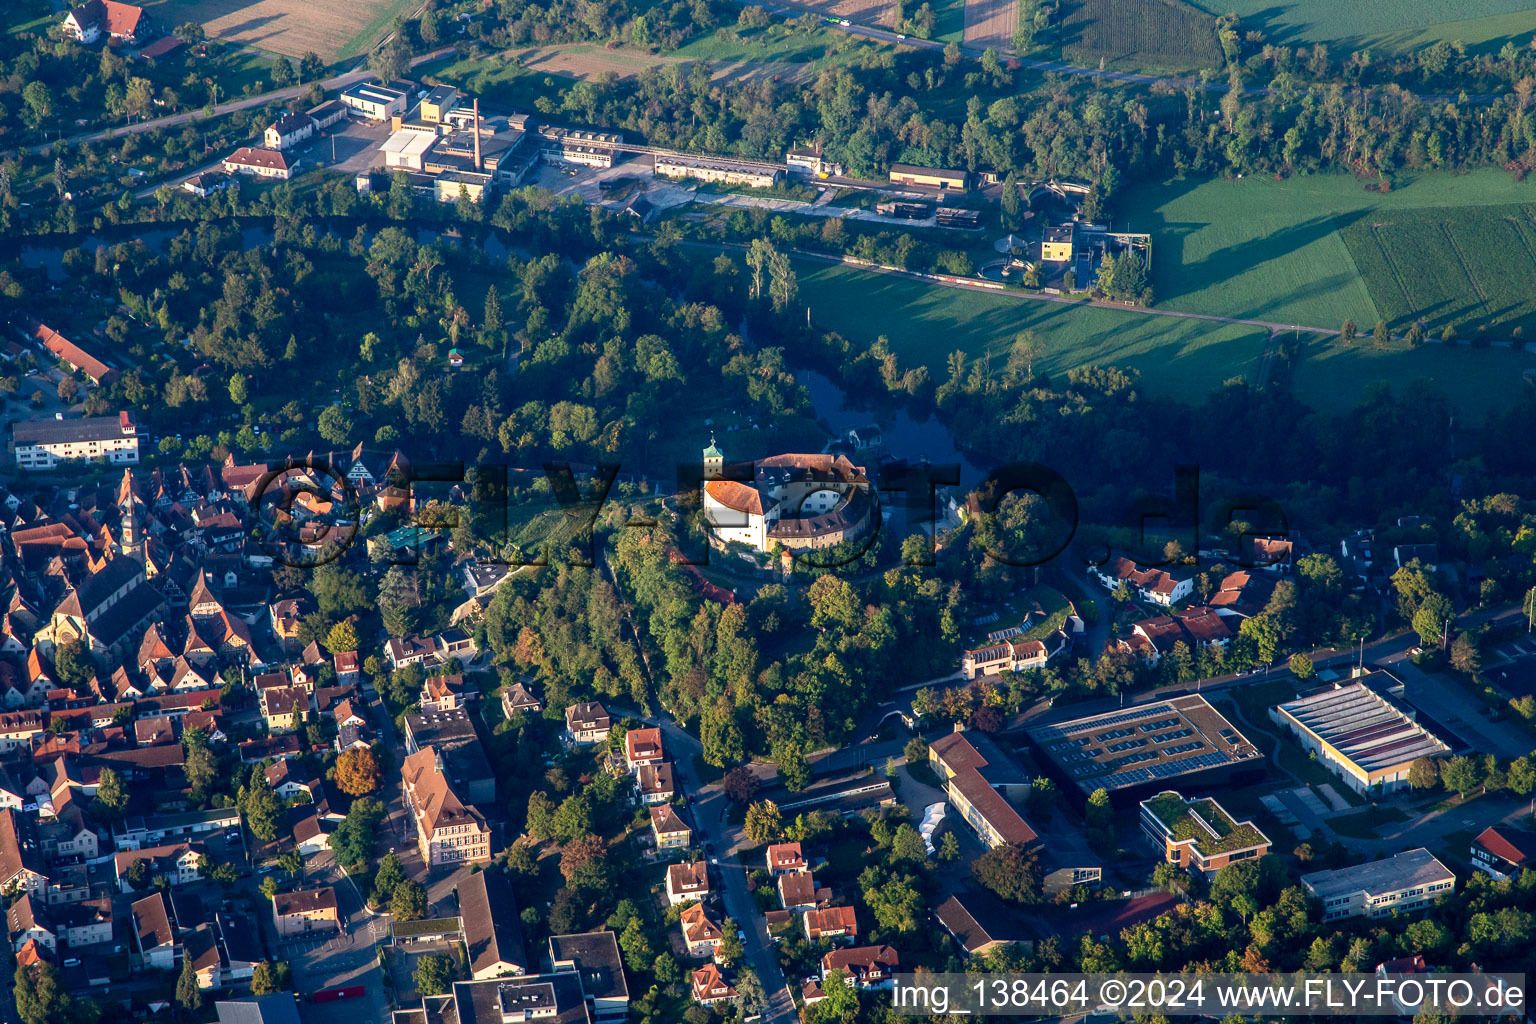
702, 434, 723, 481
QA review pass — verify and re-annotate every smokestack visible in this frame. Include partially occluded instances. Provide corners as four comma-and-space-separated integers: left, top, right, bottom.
473, 98, 482, 171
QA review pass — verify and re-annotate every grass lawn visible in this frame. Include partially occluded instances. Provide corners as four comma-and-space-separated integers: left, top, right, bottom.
794, 260, 1271, 402
337, 0, 422, 62
1290, 339, 1536, 417
2, 0, 53, 37
671, 23, 854, 64
929, 0, 968, 42
1186, 0, 1536, 53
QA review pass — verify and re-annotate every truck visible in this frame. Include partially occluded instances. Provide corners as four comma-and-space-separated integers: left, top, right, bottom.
309, 985, 365, 1003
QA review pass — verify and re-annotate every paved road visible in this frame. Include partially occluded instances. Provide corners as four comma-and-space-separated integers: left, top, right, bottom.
653, 717, 800, 1024
291, 852, 392, 1024
14, 46, 456, 158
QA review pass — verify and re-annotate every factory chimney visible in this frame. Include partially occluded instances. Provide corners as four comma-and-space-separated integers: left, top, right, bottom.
473, 98, 482, 171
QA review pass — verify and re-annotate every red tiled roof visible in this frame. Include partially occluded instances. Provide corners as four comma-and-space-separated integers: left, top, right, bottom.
1475, 826, 1536, 868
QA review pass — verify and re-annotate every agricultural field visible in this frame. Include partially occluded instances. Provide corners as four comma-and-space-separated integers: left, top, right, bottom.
963, 0, 1018, 49
793, 261, 1271, 401
145, 0, 418, 60
1119, 170, 1536, 333
1340, 204, 1536, 335
1059, 0, 1222, 70
1289, 335, 1536, 413
774, 0, 900, 30
512, 44, 814, 85
1186, 0, 1536, 53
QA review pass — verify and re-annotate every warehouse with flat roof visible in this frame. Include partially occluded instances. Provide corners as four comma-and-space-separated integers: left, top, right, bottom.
1270, 679, 1450, 796
1025, 694, 1263, 804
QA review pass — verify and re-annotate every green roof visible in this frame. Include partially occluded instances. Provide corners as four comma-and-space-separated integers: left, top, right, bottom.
1143, 792, 1268, 857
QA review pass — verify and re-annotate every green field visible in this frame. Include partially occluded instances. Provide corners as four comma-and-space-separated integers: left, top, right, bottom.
1061, 0, 1222, 70
1121, 171, 1536, 331
671, 22, 853, 63
337, 0, 422, 62
1188, 0, 1536, 52
795, 261, 1271, 401
1341, 204, 1536, 334
1290, 334, 1536, 412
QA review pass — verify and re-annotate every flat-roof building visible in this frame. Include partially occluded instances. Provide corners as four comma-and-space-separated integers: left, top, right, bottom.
341, 80, 411, 120
1271, 678, 1450, 796
1138, 790, 1270, 877
888, 163, 969, 190
1026, 694, 1263, 804
654, 152, 781, 189
1301, 849, 1454, 921
13, 411, 139, 470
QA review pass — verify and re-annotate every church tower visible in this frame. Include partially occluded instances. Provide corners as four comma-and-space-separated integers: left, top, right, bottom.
117, 467, 142, 560
702, 434, 723, 481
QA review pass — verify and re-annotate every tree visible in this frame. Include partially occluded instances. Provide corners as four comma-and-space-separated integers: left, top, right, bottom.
971, 842, 1042, 904
324, 619, 359, 654
1450, 632, 1481, 676
1288, 653, 1314, 679
1408, 757, 1440, 790
722, 766, 759, 804
903, 736, 929, 767
54, 639, 95, 688
250, 960, 292, 995
126, 857, 151, 891
743, 800, 784, 844
1440, 755, 1480, 798
414, 954, 454, 996
937, 831, 961, 861
15, 960, 82, 1024
1372, 319, 1389, 347
228, 373, 249, 405
1341, 318, 1357, 342
391, 879, 428, 921
716, 918, 745, 966
328, 796, 384, 870
93, 766, 129, 822
241, 777, 284, 842
372, 854, 406, 906
317, 404, 353, 446
890, 824, 928, 864
334, 747, 381, 796
260, 876, 280, 901
175, 952, 203, 1013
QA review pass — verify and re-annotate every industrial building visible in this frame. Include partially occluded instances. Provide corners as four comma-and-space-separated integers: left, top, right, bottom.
341, 79, 412, 120
1025, 694, 1264, 804
654, 153, 782, 188
888, 163, 969, 190
1270, 678, 1450, 796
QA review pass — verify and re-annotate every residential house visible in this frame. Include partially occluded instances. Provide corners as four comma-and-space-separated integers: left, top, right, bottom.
778, 871, 829, 913
564, 702, 610, 746
260, 686, 309, 733
649, 804, 691, 851
62, 0, 146, 44
264, 113, 316, 150
821, 945, 899, 989
635, 762, 675, 805
271, 887, 339, 937
502, 681, 543, 718
420, 674, 474, 712
458, 868, 528, 980
7, 895, 55, 953
766, 842, 807, 876
1089, 556, 1194, 606
184, 923, 222, 988
691, 963, 737, 1006
1472, 826, 1536, 882
223, 148, 295, 181
0, 710, 44, 753
132, 891, 176, 971
0, 809, 47, 897
401, 746, 492, 866
113, 841, 204, 892
58, 898, 112, 948
679, 902, 723, 959
623, 728, 665, 771
803, 905, 858, 943
265, 760, 318, 801
666, 861, 710, 906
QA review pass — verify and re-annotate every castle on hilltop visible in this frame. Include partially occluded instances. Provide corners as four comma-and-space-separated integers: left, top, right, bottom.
699, 437, 874, 555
